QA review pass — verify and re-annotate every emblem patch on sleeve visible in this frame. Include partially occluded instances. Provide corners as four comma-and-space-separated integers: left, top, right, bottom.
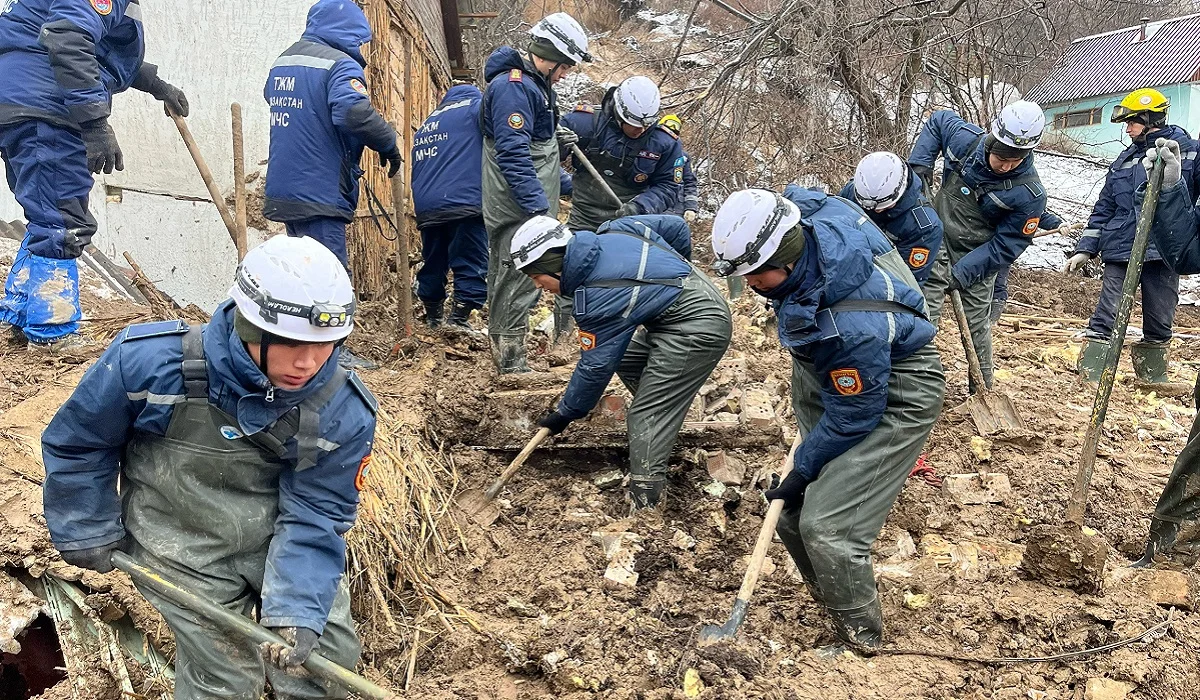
673, 167, 683, 184
508, 112, 525, 129
354, 453, 373, 491
634, 172, 648, 183
908, 247, 930, 268
574, 103, 595, 113
349, 78, 368, 96
579, 331, 597, 351
830, 368, 863, 396
91, 0, 113, 15
1022, 217, 1038, 235
509, 68, 523, 82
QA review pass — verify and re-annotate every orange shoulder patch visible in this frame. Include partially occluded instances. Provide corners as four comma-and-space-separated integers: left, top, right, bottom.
354, 453, 373, 491
509, 68, 522, 82
830, 368, 863, 396
1022, 218, 1039, 236
574, 103, 595, 113
908, 247, 930, 268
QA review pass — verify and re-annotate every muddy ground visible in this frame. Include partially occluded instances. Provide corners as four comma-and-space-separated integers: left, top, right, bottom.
3, 267, 1199, 699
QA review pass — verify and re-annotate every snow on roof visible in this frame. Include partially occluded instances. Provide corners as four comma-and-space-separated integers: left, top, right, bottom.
1026, 14, 1200, 105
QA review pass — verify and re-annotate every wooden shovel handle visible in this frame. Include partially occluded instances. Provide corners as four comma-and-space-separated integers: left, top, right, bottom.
735, 431, 805, 602
570, 144, 624, 209
483, 428, 552, 500
170, 111, 239, 248
950, 289, 989, 395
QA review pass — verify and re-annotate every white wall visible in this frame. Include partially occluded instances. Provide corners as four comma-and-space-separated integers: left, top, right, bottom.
0, 1, 311, 311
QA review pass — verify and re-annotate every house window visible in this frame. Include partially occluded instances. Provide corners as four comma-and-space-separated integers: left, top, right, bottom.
1053, 108, 1103, 128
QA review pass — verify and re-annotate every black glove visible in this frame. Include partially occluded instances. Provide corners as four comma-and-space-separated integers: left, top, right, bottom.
58, 535, 129, 573
911, 163, 934, 191
537, 411, 572, 435
615, 201, 640, 218
379, 148, 403, 178
81, 119, 123, 174
261, 626, 319, 675
947, 274, 964, 293
764, 469, 812, 508
132, 63, 189, 118
629, 477, 665, 510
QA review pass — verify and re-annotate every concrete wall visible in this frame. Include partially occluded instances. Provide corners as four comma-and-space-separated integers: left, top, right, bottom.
0, 2, 313, 312
1042, 83, 1200, 161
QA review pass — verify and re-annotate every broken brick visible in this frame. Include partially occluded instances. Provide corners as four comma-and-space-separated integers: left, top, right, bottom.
706, 450, 747, 485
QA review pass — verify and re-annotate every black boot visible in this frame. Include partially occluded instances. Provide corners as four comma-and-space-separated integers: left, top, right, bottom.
446, 301, 478, 331
629, 476, 665, 510
828, 597, 883, 650
1132, 518, 1180, 568
424, 301, 444, 329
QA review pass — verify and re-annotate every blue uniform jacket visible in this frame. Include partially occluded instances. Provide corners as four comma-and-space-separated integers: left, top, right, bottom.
760, 190, 934, 484
597, 214, 693, 260
838, 168, 943, 284
480, 46, 558, 216
41, 302, 377, 634
263, 0, 396, 223
1143, 178, 1200, 275
412, 84, 483, 227
556, 226, 692, 420
0, 0, 143, 128
1075, 124, 1200, 263
666, 152, 699, 215
561, 97, 684, 215
910, 110, 1048, 288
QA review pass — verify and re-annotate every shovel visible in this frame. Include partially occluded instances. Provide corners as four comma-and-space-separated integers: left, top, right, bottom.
456, 427, 552, 525
110, 551, 396, 700
950, 288, 1022, 434
698, 431, 804, 645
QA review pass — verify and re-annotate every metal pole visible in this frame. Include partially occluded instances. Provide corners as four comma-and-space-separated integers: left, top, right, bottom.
111, 551, 396, 700
1066, 157, 1166, 525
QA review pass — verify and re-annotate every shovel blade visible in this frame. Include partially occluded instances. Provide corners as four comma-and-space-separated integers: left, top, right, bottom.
454, 489, 500, 526
961, 389, 1022, 435
697, 598, 749, 646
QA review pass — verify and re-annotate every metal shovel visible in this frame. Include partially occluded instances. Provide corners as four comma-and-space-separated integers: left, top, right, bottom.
950, 288, 1022, 434
699, 432, 804, 645
455, 427, 552, 526
110, 551, 396, 699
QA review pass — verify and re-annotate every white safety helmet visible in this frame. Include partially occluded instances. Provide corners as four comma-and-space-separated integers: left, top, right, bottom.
711, 189, 801, 277
510, 215, 573, 271
229, 235, 356, 343
853, 152, 910, 212
529, 12, 592, 64
991, 100, 1046, 150
613, 76, 661, 128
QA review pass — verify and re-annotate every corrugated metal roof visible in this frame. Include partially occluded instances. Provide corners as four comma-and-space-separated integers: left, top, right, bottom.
1026, 13, 1200, 105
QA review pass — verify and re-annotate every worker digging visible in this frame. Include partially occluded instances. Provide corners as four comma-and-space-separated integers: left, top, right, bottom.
0, 0, 1197, 695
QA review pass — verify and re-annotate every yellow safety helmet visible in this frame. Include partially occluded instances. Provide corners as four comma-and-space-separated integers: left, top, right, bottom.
1111, 88, 1169, 124
659, 113, 682, 136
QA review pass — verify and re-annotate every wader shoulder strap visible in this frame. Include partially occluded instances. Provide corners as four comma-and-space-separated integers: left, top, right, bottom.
295, 367, 350, 471
180, 325, 208, 402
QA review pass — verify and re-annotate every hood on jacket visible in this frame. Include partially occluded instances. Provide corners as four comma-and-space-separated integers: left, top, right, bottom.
442, 84, 482, 105
485, 46, 529, 82
559, 231, 603, 297
302, 0, 372, 66
774, 186, 877, 306
203, 300, 343, 436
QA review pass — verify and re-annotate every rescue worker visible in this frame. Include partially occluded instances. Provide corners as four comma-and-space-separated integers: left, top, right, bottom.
42, 235, 376, 698
263, 0, 403, 270
560, 76, 684, 231
411, 83, 487, 331
659, 114, 699, 224
710, 187, 944, 648
909, 100, 1050, 391
1132, 137, 1200, 566
0, 0, 187, 355
838, 151, 943, 287
510, 213, 730, 509
1064, 89, 1200, 382
481, 12, 590, 373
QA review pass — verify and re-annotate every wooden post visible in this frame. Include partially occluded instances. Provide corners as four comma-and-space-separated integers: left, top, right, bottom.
169, 112, 239, 249
231, 103, 248, 261
391, 169, 412, 339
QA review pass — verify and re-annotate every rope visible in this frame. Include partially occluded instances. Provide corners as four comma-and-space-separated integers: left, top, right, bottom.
877, 613, 1174, 665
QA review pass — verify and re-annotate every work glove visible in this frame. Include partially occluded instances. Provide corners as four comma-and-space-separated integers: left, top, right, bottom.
629, 477, 665, 510
911, 163, 935, 192
683, 210, 698, 224
81, 119, 124, 174
615, 201, 640, 218
261, 626, 319, 676
946, 274, 964, 293
1143, 138, 1183, 187
764, 468, 811, 508
1065, 252, 1091, 273
57, 535, 129, 574
556, 125, 579, 152
537, 411, 572, 435
380, 148, 404, 178
132, 63, 189, 118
